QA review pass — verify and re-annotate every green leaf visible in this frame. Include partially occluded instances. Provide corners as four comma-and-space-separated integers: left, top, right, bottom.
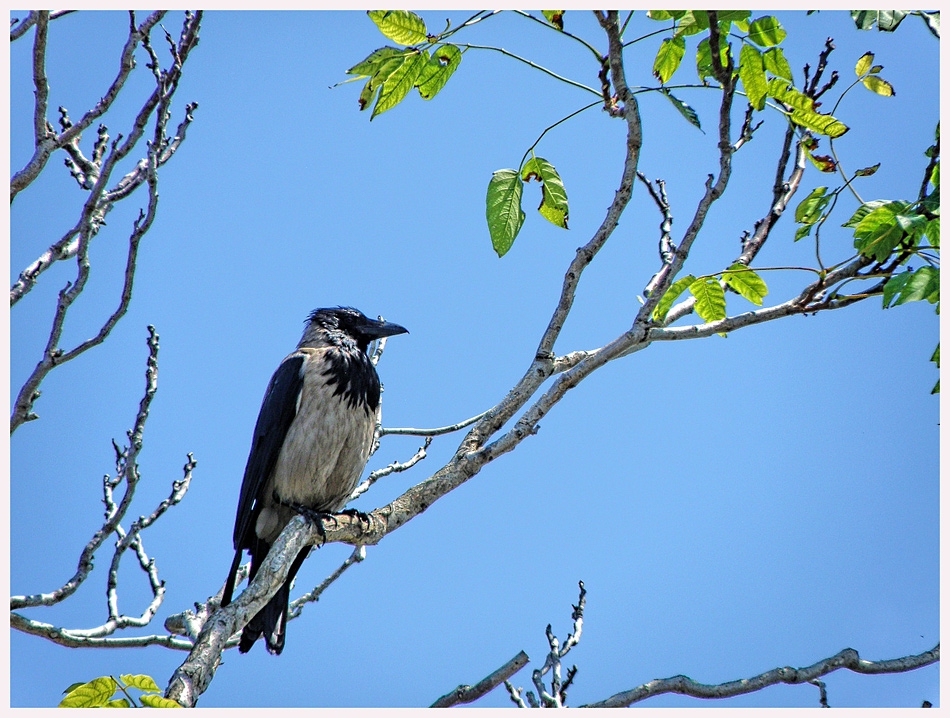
695, 37, 730, 82
659, 88, 702, 131
647, 10, 688, 21
652, 274, 696, 322
884, 265, 940, 309
789, 108, 849, 138
358, 78, 377, 111
689, 277, 727, 323
932, 343, 940, 367
371, 50, 426, 119
850, 10, 909, 32
794, 225, 812, 241
852, 202, 910, 261
716, 10, 752, 26
104, 699, 133, 708
763, 47, 793, 81
862, 75, 896, 96
367, 10, 428, 46
120, 675, 162, 693
723, 263, 768, 305
843, 199, 904, 228
59, 677, 117, 708
766, 77, 813, 112
739, 44, 767, 111
747, 16, 786, 46
63, 683, 87, 695
653, 35, 685, 83
895, 212, 928, 239
139, 694, 183, 708
854, 163, 881, 177
920, 11, 940, 38
674, 10, 709, 37
486, 170, 526, 257
416, 44, 461, 100
795, 186, 831, 224
925, 217, 939, 248
538, 201, 567, 229
346, 46, 406, 77
542, 10, 564, 30
522, 156, 569, 228
855, 51, 874, 76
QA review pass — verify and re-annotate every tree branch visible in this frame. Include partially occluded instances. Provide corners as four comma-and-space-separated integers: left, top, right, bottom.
582, 644, 940, 707
432, 651, 530, 708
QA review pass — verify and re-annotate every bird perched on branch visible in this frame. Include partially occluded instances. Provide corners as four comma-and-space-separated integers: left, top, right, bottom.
221, 306, 408, 654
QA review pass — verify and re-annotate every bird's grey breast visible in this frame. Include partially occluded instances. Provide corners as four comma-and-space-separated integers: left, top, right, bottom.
269, 347, 378, 515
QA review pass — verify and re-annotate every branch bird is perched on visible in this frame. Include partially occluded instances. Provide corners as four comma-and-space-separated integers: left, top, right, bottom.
221, 306, 408, 654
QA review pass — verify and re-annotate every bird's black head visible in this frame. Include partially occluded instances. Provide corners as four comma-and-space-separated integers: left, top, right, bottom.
303, 307, 408, 352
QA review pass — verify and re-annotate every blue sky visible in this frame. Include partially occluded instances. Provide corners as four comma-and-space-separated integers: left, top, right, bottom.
9, 10, 939, 708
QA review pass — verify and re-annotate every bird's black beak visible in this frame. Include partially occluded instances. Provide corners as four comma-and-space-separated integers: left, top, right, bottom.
362, 317, 409, 339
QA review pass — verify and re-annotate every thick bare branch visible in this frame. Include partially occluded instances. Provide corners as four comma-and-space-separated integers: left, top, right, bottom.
582, 644, 940, 707
432, 651, 530, 708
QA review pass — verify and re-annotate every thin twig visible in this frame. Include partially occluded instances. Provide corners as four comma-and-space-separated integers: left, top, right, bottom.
431, 650, 530, 707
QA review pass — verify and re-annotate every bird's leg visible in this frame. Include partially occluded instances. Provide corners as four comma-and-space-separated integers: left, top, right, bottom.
338, 508, 372, 526
274, 493, 338, 546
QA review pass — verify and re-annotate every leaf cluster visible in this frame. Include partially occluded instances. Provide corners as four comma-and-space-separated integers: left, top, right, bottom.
59, 674, 181, 708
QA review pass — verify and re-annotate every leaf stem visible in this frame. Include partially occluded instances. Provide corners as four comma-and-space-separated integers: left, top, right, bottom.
518, 101, 601, 169
457, 43, 601, 96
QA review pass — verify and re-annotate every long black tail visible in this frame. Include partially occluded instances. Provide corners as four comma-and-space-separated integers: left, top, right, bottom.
238, 545, 310, 655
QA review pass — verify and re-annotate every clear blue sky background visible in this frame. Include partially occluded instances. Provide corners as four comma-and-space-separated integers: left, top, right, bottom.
9, 10, 939, 708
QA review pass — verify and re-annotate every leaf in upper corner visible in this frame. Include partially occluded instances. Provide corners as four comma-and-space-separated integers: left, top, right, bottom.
851, 10, 909, 32
739, 44, 767, 111
652, 274, 696, 322
371, 50, 426, 119
653, 35, 686, 83
659, 88, 702, 131
416, 44, 461, 100
723, 263, 769, 305
487, 169, 526, 257
689, 277, 727, 323
747, 15, 786, 47
696, 37, 731, 82
367, 10, 428, 46
542, 10, 564, 30
862, 75, 896, 96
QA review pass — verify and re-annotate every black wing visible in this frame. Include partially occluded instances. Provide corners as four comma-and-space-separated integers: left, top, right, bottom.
232, 353, 306, 550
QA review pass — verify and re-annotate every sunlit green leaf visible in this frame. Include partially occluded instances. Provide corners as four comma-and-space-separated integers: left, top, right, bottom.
854, 163, 881, 177
893, 265, 939, 305
766, 77, 813, 112
862, 75, 896, 96
851, 10, 909, 32
763, 47, 793, 81
696, 37, 730, 82
925, 217, 939, 248
789, 108, 849, 138
416, 44, 461, 100
371, 50, 426, 119
486, 169, 526, 257
59, 677, 117, 708
652, 274, 696, 322
542, 10, 564, 30
120, 675, 162, 693
852, 202, 910, 260
747, 15, 786, 46
723, 263, 768, 305
653, 35, 685, 83
855, 51, 874, 76
689, 277, 727, 323
358, 78, 377, 111
674, 10, 709, 37
795, 186, 831, 224
659, 89, 702, 131
795, 225, 812, 241
367, 10, 428, 46
104, 699, 132, 708
739, 44, 767, 110
843, 199, 905, 228
522, 156, 569, 228
140, 694, 183, 708
347, 46, 406, 77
